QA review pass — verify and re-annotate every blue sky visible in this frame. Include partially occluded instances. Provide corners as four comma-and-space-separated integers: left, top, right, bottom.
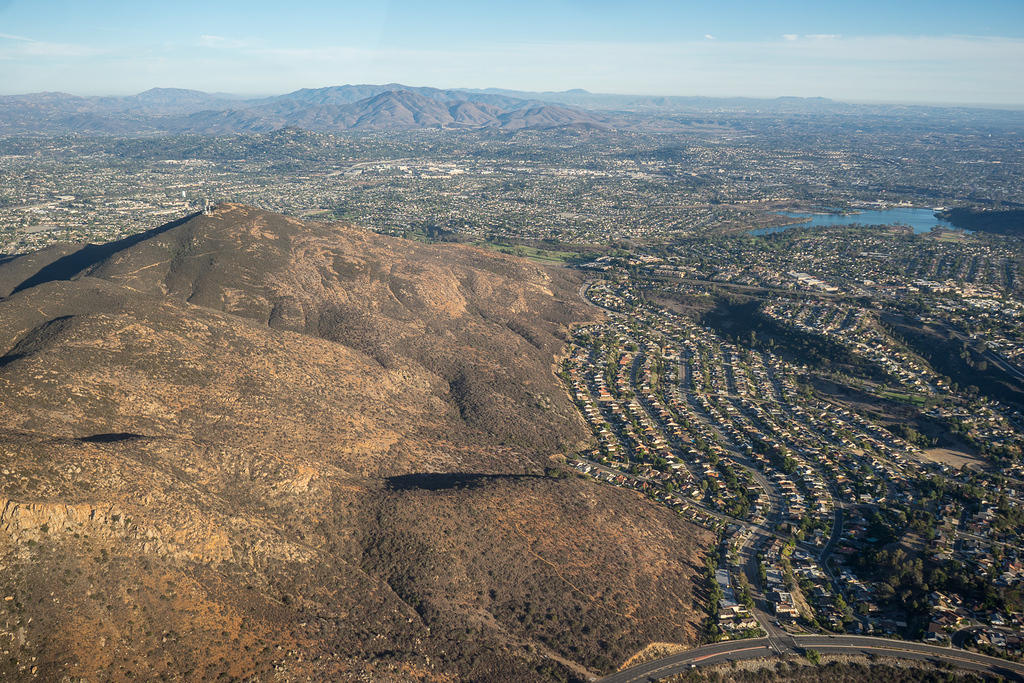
2, 0, 1023, 104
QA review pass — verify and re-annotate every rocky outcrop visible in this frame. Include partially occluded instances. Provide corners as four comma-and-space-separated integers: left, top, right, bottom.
0, 497, 127, 537
0, 497, 235, 565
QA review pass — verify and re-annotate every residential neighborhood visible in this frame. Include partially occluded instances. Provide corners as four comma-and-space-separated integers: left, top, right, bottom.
563, 271, 1024, 662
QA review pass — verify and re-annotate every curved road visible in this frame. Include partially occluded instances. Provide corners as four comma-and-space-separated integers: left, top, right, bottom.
600, 635, 1024, 682
578, 281, 1024, 681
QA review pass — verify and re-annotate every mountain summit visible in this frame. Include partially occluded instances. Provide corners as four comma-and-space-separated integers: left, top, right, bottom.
0, 206, 710, 680
0, 86, 608, 134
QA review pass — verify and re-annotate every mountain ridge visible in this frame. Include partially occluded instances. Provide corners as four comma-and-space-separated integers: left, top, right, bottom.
0, 85, 608, 134
0, 205, 713, 680
4, 83, 1020, 135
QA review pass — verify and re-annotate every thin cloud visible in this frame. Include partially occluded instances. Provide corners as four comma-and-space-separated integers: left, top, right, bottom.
0, 30, 107, 58
3, 33, 1023, 105
0, 37, 106, 58
199, 34, 248, 49
781, 34, 841, 42
704, 34, 715, 40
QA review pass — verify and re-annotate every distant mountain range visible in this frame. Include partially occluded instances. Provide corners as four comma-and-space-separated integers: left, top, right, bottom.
466, 87, 848, 112
0, 84, 608, 135
180, 88, 607, 134
2, 84, 1021, 136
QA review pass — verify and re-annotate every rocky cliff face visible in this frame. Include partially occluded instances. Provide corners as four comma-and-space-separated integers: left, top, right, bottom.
0, 206, 712, 681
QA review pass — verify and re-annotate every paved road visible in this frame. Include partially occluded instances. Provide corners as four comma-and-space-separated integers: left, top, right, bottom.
798, 635, 1024, 680
599, 639, 774, 683
579, 282, 1024, 681
579, 282, 621, 316
600, 634, 1024, 682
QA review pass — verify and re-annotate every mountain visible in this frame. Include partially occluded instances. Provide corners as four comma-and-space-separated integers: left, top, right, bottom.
0, 86, 607, 134
0, 88, 250, 134
181, 89, 605, 133
266, 83, 531, 110
2, 84, 1022, 135
0, 92, 156, 135
462, 88, 858, 113
122, 87, 249, 114
0, 205, 711, 680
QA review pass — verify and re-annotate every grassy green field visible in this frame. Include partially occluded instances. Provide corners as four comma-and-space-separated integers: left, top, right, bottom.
472, 241, 581, 264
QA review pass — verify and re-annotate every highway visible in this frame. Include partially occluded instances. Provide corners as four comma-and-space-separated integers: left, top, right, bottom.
599, 639, 773, 683
799, 635, 1024, 680
600, 634, 1024, 682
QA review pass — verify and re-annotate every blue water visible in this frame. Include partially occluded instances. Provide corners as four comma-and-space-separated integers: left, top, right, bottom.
751, 207, 964, 236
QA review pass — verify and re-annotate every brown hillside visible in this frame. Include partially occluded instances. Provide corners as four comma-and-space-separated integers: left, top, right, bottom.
3, 204, 589, 464
0, 205, 712, 681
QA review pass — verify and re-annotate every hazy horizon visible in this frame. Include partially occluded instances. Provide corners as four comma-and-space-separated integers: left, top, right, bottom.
2, 0, 1024, 106
7, 83, 1024, 112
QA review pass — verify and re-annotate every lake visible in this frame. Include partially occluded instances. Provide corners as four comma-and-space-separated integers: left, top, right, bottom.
751, 207, 964, 236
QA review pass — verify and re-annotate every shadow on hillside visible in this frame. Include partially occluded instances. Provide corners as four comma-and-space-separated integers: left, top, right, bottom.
12, 211, 201, 294
385, 472, 543, 492
78, 432, 147, 443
